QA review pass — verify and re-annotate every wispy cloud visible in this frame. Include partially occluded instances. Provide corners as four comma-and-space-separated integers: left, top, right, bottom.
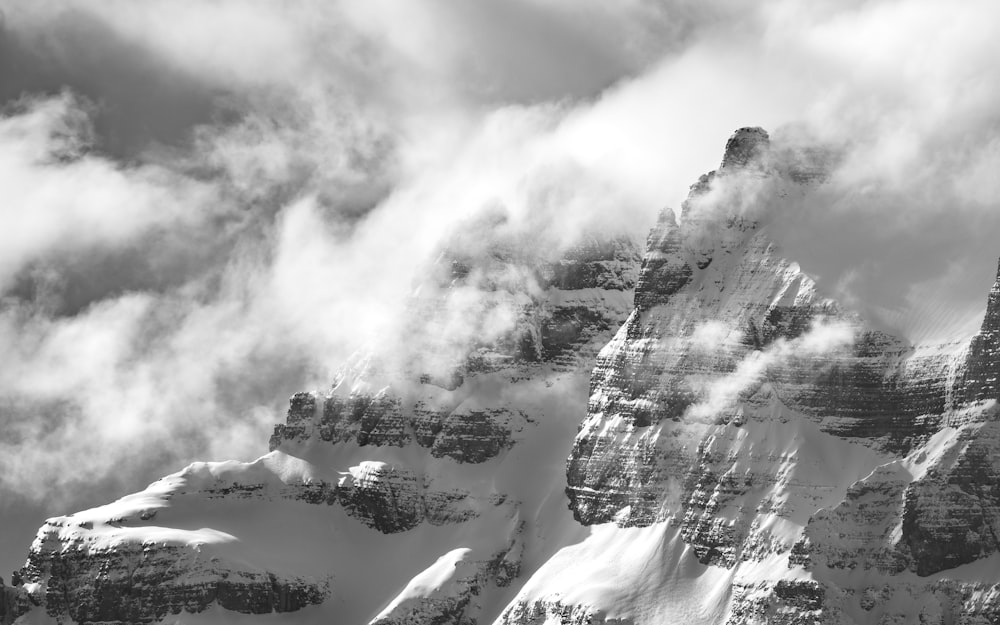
0, 0, 999, 520
686, 319, 856, 423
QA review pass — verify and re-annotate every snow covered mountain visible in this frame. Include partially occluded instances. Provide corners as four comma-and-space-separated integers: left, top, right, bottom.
5, 128, 1000, 625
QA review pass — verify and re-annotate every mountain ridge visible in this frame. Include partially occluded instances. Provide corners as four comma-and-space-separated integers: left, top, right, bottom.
5, 127, 1000, 625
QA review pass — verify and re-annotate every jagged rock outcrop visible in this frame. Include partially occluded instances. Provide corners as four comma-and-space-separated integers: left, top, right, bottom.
535, 127, 1000, 624
335, 460, 490, 531
25, 540, 327, 623
725, 580, 825, 625
408, 227, 640, 377
12, 461, 333, 625
270, 389, 530, 466
566, 126, 991, 526
0, 579, 32, 625
371, 541, 523, 625
569, 128, 860, 531
499, 600, 620, 625
902, 423, 1000, 575
719, 127, 771, 170
961, 258, 1000, 403
267, 231, 641, 466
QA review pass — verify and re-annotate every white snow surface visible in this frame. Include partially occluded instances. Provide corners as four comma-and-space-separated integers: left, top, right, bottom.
19, 368, 600, 625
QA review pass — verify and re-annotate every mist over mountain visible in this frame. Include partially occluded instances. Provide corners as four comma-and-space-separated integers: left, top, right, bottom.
2, 2, 1000, 624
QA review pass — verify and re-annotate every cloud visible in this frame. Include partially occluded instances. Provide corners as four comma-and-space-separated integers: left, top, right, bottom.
0, 0, 999, 577
686, 319, 856, 422
689, 320, 733, 354
0, 7, 219, 158
0, 92, 222, 295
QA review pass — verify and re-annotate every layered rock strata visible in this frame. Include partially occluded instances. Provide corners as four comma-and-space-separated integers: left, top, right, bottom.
13, 461, 333, 625
505, 128, 1000, 624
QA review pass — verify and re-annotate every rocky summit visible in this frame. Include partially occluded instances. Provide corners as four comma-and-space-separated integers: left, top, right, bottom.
5, 128, 1000, 625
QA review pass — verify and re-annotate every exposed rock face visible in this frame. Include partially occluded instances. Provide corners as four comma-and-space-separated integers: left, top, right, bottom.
334, 460, 489, 531
961, 259, 1000, 403
0, 580, 32, 625
266, 232, 641, 470
566, 126, 989, 526
567, 136, 864, 531
499, 600, 614, 625
25, 540, 326, 623
371, 543, 524, 625
902, 422, 1000, 575
720, 127, 771, 170
336, 462, 427, 533
725, 580, 825, 625
270, 389, 529, 467
13, 462, 333, 625
530, 126, 1000, 624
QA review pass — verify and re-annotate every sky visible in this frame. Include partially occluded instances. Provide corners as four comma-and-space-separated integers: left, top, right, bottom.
2, 0, 1000, 576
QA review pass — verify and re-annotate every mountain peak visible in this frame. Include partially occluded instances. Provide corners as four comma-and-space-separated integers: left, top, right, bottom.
720, 126, 770, 170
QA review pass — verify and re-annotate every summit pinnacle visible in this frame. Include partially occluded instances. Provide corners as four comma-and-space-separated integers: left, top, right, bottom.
720, 126, 770, 170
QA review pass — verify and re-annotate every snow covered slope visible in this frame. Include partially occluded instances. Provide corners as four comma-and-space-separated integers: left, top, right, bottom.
7, 128, 1000, 625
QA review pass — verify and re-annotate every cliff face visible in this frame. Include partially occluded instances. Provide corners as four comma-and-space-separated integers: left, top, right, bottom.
1, 580, 32, 625
961, 258, 1000, 403
505, 129, 1000, 624
10, 459, 338, 625
9, 128, 1000, 625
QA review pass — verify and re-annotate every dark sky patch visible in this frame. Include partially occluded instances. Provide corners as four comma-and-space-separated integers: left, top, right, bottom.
0, 8, 225, 159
